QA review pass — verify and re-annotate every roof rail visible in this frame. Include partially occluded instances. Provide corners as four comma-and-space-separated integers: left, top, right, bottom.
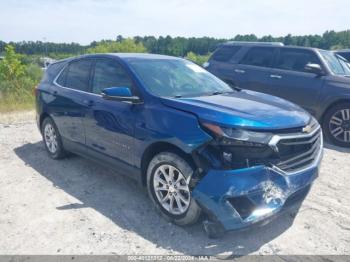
223, 41, 284, 46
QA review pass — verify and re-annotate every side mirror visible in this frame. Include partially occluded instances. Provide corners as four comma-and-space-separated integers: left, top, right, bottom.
304, 63, 324, 76
102, 87, 141, 103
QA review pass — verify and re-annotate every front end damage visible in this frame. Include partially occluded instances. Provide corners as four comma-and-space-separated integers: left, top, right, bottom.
191, 121, 323, 235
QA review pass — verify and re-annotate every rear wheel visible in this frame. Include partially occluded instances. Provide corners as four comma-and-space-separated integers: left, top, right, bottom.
323, 102, 350, 147
147, 152, 201, 226
41, 117, 67, 159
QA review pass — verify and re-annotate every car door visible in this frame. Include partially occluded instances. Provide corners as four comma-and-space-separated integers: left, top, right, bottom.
83, 58, 137, 167
51, 59, 93, 149
267, 48, 325, 115
232, 46, 276, 92
206, 45, 243, 86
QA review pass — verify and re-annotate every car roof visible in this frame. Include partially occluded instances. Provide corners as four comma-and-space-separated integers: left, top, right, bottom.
50, 53, 181, 66
222, 41, 284, 46
220, 42, 323, 51
336, 49, 350, 53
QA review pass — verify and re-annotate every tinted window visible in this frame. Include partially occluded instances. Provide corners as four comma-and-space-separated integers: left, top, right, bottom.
60, 60, 92, 91
43, 61, 66, 84
240, 47, 275, 67
56, 66, 68, 86
275, 49, 320, 73
212, 46, 241, 62
337, 52, 350, 62
92, 59, 133, 94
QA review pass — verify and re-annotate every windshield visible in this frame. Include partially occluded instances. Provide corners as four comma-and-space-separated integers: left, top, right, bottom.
319, 50, 350, 76
128, 59, 233, 97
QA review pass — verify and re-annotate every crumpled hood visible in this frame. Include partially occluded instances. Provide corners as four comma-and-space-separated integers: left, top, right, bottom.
161, 90, 310, 130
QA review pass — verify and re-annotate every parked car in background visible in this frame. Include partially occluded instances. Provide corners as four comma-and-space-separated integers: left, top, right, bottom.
335, 49, 350, 62
35, 53, 322, 237
205, 42, 350, 147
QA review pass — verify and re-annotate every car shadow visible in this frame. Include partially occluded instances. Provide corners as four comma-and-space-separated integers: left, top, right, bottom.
14, 142, 302, 256
324, 142, 350, 153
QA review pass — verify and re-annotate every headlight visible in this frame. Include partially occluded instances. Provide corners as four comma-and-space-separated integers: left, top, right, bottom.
202, 122, 272, 147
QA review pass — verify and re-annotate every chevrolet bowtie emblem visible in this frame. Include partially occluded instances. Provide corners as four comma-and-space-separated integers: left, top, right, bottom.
302, 125, 312, 133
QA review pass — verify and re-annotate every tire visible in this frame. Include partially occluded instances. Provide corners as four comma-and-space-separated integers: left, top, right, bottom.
146, 152, 201, 226
41, 117, 67, 159
323, 102, 350, 147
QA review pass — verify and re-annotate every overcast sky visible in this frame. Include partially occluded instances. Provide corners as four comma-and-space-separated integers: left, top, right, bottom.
1, 0, 349, 44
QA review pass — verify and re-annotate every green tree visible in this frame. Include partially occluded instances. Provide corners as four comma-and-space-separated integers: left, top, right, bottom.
87, 38, 146, 53
185, 52, 210, 66
0, 45, 25, 81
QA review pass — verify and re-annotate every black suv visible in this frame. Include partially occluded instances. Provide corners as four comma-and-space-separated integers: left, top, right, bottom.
205, 42, 350, 147
336, 49, 350, 62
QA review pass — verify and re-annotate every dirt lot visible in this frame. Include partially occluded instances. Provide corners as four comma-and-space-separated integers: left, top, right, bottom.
0, 111, 349, 256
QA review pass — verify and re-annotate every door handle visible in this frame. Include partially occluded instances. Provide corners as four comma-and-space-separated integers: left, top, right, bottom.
234, 69, 245, 74
270, 74, 282, 79
83, 99, 94, 107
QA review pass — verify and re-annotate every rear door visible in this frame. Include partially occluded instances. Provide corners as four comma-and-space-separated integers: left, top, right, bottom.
268, 48, 325, 115
206, 45, 243, 86
83, 58, 137, 166
233, 46, 276, 91
51, 59, 93, 149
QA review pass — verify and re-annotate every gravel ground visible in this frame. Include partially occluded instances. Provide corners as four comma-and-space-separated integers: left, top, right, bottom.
0, 111, 349, 256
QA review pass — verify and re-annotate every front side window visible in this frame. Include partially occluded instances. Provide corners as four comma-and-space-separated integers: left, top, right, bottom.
320, 50, 350, 76
337, 52, 350, 62
128, 59, 233, 98
275, 49, 321, 73
58, 60, 92, 91
240, 47, 275, 67
92, 59, 133, 94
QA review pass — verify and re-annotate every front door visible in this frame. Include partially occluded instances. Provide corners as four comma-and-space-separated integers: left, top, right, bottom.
267, 48, 325, 115
84, 58, 137, 166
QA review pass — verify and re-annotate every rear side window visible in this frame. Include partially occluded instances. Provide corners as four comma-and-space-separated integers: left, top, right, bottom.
44, 62, 66, 84
275, 49, 321, 73
240, 47, 275, 67
212, 46, 241, 62
57, 60, 92, 91
92, 59, 133, 94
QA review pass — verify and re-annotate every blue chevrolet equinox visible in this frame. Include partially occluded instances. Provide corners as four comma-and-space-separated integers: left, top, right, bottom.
36, 53, 323, 237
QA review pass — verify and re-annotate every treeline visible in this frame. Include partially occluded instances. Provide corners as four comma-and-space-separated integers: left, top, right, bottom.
1, 30, 350, 58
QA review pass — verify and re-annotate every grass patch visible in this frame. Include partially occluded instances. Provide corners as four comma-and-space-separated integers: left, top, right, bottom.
0, 90, 35, 112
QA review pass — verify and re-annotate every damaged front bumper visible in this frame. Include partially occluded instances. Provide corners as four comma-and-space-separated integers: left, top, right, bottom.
192, 147, 322, 232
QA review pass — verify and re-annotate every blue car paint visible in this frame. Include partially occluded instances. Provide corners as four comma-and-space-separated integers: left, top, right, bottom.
36, 53, 322, 232
102, 86, 133, 97
160, 90, 310, 130
193, 162, 320, 231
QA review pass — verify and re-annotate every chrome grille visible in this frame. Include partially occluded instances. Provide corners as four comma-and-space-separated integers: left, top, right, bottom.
270, 124, 322, 174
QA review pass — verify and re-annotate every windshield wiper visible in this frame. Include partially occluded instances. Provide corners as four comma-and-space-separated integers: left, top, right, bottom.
210, 90, 236, 96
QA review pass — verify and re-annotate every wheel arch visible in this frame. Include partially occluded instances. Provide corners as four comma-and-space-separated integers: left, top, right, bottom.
320, 99, 350, 123
140, 142, 196, 186
39, 112, 51, 131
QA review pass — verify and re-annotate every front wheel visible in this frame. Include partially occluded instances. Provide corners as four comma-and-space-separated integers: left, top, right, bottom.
146, 152, 201, 226
323, 103, 350, 147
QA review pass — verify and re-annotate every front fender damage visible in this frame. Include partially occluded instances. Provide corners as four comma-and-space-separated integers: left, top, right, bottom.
191, 155, 318, 234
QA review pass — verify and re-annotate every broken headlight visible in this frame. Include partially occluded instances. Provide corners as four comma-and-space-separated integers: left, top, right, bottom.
202, 122, 273, 147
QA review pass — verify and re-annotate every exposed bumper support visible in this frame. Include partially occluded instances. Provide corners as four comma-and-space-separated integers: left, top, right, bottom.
192, 152, 322, 232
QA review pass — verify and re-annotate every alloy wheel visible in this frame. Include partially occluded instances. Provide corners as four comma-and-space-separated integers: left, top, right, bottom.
329, 108, 350, 143
44, 123, 58, 153
153, 164, 191, 215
